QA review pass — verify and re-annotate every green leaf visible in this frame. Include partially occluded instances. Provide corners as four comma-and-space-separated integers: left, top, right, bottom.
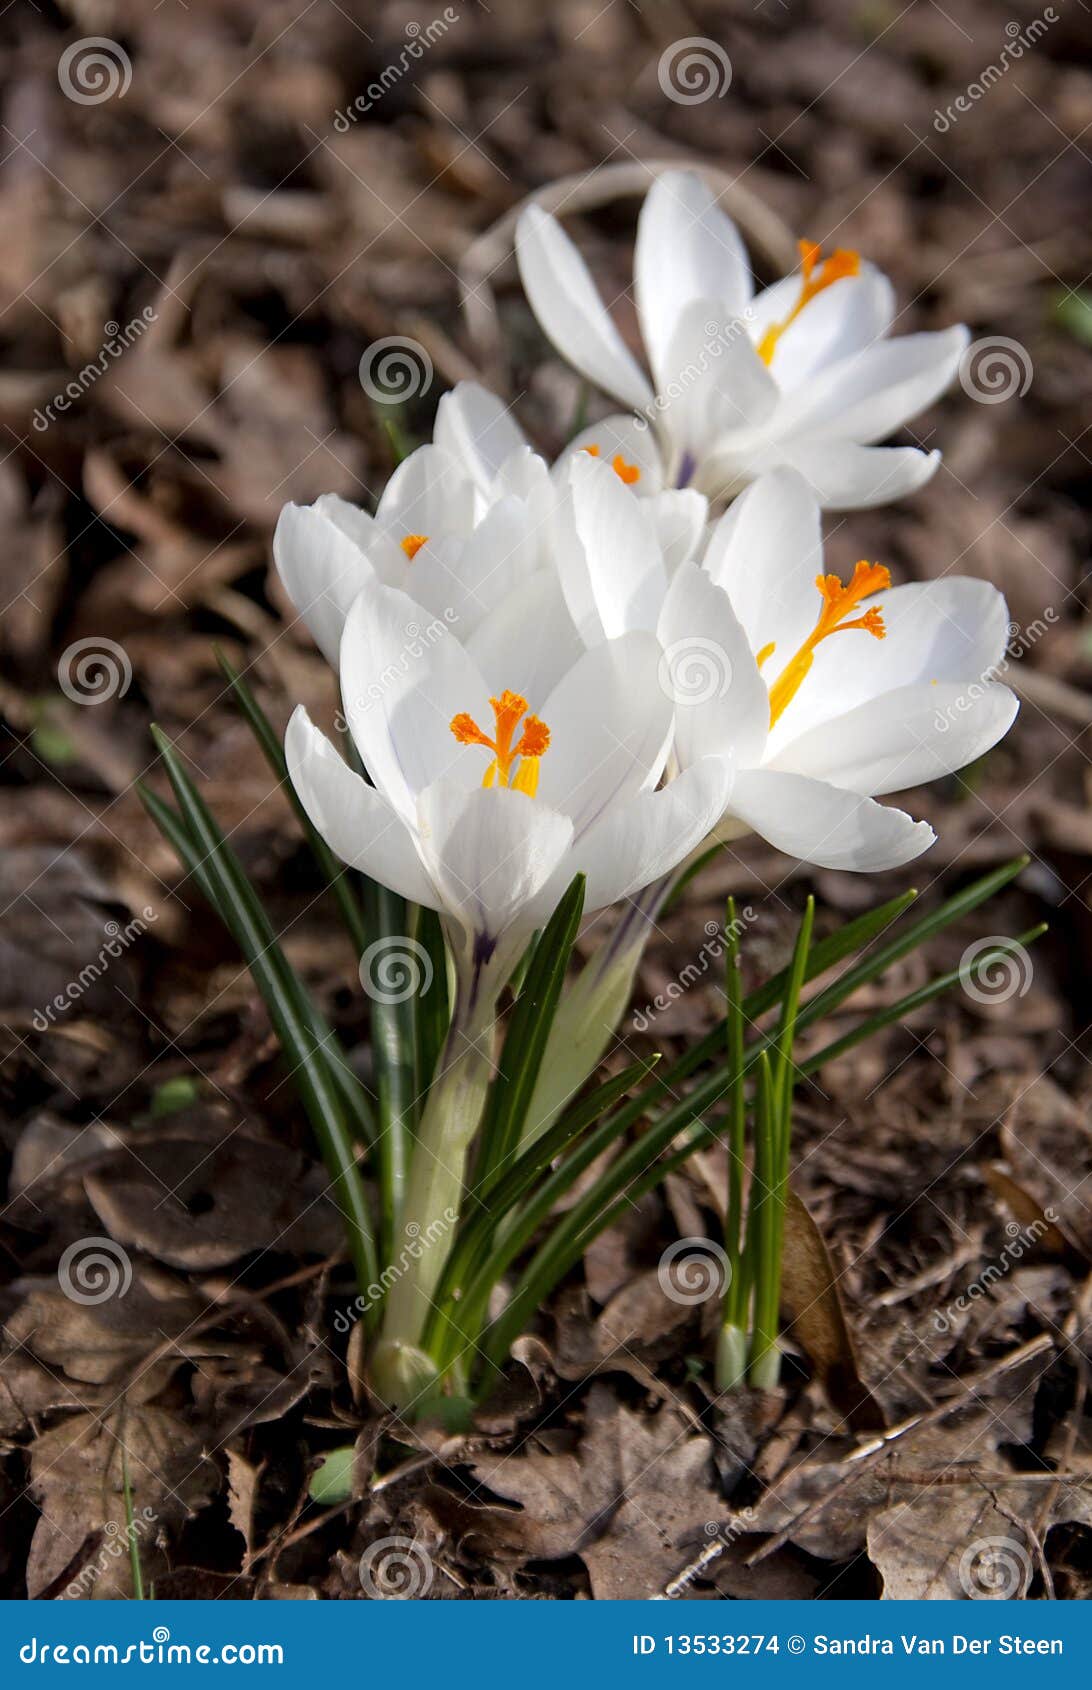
149, 1076, 202, 1118
143, 729, 379, 1297
309, 1446, 356, 1505
471, 873, 586, 1195
215, 648, 368, 956
422, 1058, 655, 1368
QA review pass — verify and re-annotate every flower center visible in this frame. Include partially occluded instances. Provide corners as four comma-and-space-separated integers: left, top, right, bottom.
756, 239, 861, 367
757, 561, 889, 728
400, 533, 428, 560
582, 443, 641, 485
450, 689, 551, 797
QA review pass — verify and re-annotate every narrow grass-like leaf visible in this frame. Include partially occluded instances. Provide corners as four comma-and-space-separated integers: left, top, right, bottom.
471, 874, 586, 1193
476, 882, 1039, 1386
215, 647, 369, 956
139, 783, 374, 1148
423, 1058, 654, 1366
361, 876, 416, 1245
145, 729, 379, 1296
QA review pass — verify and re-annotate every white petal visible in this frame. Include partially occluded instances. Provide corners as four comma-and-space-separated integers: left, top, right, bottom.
635, 171, 752, 388
661, 302, 778, 458
773, 442, 940, 509
340, 581, 486, 822
416, 779, 572, 949
407, 496, 536, 634
657, 563, 768, 768
576, 756, 735, 910
466, 572, 584, 706
770, 577, 1013, 750
728, 768, 935, 871
285, 706, 441, 909
535, 632, 673, 833
433, 382, 528, 499
776, 325, 969, 443
762, 266, 896, 390
567, 451, 668, 638
273, 499, 376, 667
770, 681, 1018, 797
516, 203, 653, 412
557, 413, 665, 494
375, 443, 477, 539
702, 466, 823, 660
652, 489, 708, 574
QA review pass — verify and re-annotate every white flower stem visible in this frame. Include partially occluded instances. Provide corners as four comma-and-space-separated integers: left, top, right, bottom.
370, 957, 498, 1412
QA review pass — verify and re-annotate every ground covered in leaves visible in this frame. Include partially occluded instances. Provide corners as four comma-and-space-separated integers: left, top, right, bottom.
2, 0, 1092, 1601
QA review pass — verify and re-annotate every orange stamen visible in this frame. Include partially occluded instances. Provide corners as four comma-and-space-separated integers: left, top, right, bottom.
449, 689, 551, 796
581, 443, 641, 484
400, 533, 428, 560
761, 561, 889, 728
756, 238, 861, 366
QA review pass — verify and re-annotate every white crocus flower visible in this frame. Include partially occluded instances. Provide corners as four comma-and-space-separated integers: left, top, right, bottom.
286, 574, 732, 1403
516, 170, 969, 510
273, 437, 582, 695
525, 455, 1018, 1142
567, 456, 1018, 872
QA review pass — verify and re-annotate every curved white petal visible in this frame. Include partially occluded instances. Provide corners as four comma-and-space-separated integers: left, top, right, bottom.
340, 581, 486, 822
727, 768, 935, 871
516, 203, 653, 412
466, 572, 584, 706
657, 563, 768, 769
285, 706, 441, 909
661, 301, 778, 458
769, 577, 1013, 750
375, 443, 477, 539
433, 381, 528, 500
635, 171, 752, 388
652, 489, 708, 574
574, 755, 735, 911
557, 413, 665, 494
702, 466, 824, 659
764, 266, 897, 390
770, 681, 1018, 797
273, 499, 377, 667
535, 632, 673, 834
776, 325, 969, 443
416, 778, 573, 950
773, 442, 941, 509
567, 450, 668, 638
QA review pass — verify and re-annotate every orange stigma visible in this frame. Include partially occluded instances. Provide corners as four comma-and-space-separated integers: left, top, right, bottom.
582, 443, 641, 484
450, 689, 551, 796
759, 561, 889, 728
400, 533, 428, 560
756, 239, 861, 366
